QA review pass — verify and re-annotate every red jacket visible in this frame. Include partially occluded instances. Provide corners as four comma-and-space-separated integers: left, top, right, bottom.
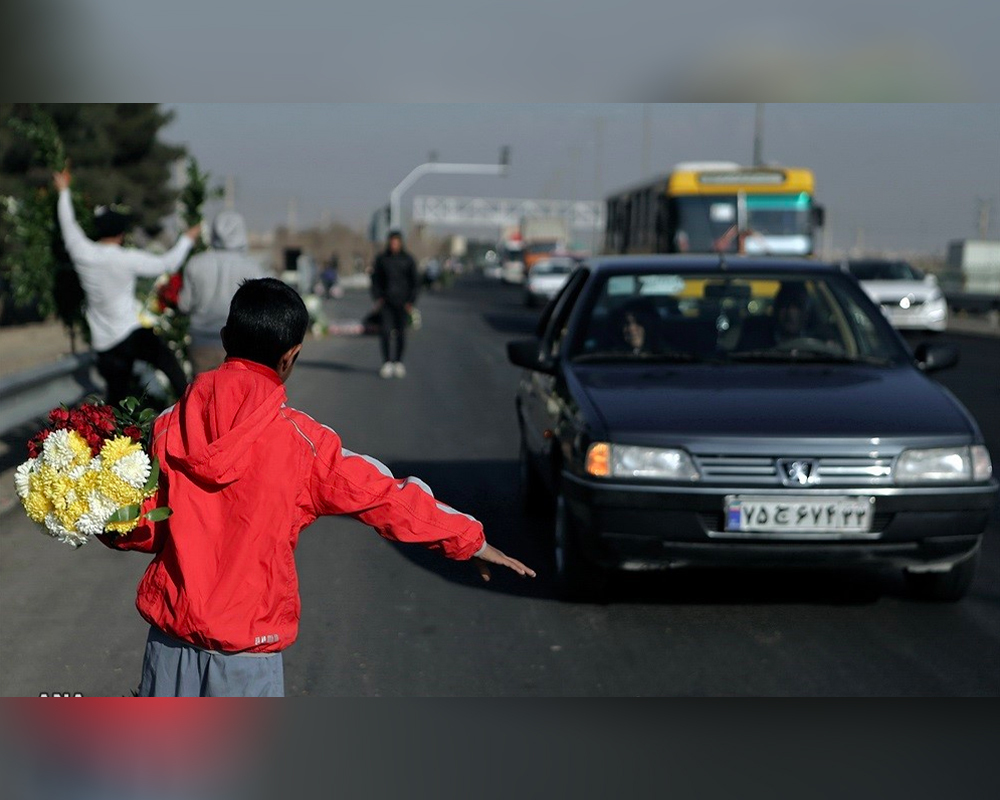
102, 358, 485, 653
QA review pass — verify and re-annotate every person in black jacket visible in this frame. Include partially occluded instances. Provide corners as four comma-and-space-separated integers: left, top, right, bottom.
371, 230, 419, 378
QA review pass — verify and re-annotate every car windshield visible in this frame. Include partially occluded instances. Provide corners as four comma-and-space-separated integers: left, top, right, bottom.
569, 270, 908, 365
848, 260, 923, 281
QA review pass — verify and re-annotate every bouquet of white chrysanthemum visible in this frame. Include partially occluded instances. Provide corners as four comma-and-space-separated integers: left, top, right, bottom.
16, 398, 171, 548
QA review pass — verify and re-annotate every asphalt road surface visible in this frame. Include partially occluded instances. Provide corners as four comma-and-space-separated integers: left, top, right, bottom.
1, 276, 998, 696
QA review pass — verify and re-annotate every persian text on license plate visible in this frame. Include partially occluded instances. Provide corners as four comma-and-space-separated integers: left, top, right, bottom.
724, 495, 875, 533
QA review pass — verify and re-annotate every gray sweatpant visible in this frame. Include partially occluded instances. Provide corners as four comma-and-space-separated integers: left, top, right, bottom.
139, 626, 285, 697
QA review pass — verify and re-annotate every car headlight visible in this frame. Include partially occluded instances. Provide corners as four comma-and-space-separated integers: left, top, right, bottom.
586, 443, 700, 481
972, 445, 993, 481
893, 446, 992, 484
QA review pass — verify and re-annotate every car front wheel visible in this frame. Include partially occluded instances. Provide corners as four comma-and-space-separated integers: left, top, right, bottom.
554, 494, 607, 602
904, 550, 979, 602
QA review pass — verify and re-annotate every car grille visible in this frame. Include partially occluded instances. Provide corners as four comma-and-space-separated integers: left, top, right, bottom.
881, 299, 924, 309
695, 455, 894, 487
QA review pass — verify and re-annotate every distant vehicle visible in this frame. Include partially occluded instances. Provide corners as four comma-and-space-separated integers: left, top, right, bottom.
846, 259, 948, 332
507, 255, 996, 601
946, 239, 1000, 301
521, 216, 570, 274
523, 257, 577, 307
499, 235, 526, 284
605, 161, 824, 257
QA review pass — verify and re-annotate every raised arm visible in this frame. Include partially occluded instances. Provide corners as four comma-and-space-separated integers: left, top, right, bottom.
54, 170, 97, 263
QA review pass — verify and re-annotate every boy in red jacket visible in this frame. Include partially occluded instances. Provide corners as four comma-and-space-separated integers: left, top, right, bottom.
101, 278, 534, 696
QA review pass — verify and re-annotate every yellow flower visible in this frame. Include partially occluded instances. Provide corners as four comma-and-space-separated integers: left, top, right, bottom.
33, 465, 73, 510
100, 436, 142, 467
95, 469, 144, 508
56, 497, 89, 530
23, 489, 52, 522
104, 517, 140, 534
66, 430, 93, 466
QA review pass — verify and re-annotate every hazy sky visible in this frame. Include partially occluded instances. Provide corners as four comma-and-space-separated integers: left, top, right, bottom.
162, 104, 999, 255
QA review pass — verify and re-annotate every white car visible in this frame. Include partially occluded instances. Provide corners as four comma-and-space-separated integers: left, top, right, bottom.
523, 257, 577, 307
846, 259, 948, 332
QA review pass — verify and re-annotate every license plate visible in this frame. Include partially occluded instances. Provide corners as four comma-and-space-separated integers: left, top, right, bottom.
725, 495, 874, 533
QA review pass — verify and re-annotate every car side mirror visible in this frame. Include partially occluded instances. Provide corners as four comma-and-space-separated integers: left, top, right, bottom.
507, 338, 556, 375
914, 342, 959, 373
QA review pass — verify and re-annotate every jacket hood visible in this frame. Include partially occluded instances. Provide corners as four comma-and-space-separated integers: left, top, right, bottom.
211, 211, 249, 251
163, 359, 286, 487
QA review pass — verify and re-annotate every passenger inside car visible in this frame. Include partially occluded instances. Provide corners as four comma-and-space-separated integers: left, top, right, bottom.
610, 298, 663, 355
735, 281, 817, 350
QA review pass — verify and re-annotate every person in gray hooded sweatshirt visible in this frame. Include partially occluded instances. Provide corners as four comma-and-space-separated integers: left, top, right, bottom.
178, 210, 269, 375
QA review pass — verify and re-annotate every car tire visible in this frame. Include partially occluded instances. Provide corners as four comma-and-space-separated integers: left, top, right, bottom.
554, 494, 608, 602
904, 550, 979, 602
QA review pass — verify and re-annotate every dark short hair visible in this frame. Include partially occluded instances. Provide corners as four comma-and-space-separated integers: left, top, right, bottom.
224, 278, 309, 369
775, 281, 810, 309
93, 208, 134, 239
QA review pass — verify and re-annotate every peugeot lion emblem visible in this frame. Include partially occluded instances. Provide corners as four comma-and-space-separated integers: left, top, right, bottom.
779, 459, 817, 486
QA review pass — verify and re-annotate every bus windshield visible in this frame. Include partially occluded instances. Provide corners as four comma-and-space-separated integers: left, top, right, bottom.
672, 194, 813, 255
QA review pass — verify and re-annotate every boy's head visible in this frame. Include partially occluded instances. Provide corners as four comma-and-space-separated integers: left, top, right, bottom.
222, 278, 308, 380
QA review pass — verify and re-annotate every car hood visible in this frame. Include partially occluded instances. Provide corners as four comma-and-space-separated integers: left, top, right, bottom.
859, 280, 939, 302
571, 363, 973, 439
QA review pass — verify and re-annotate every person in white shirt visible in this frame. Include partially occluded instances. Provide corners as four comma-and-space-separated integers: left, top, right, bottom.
54, 167, 201, 406
177, 210, 268, 374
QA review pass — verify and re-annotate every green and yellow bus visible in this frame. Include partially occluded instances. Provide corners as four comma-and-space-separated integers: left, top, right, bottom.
605, 161, 824, 257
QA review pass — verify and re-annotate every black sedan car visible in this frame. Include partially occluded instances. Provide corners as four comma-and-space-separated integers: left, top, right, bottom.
508, 256, 997, 601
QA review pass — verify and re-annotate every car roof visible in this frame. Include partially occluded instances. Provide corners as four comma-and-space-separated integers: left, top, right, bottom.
581, 254, 843, 276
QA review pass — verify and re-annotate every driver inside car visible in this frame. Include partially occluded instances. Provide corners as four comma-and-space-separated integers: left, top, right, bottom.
736, 281, 816, 350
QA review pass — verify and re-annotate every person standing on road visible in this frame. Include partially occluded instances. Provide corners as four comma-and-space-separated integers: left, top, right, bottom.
178, 210, 268, 375
371, 230, 418, 379
54, 167, 201, 406
98, 278, 535, 696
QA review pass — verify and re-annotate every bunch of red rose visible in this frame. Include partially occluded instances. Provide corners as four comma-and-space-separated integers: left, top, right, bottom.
27, 403, 142, 459
157, 272, 184, 310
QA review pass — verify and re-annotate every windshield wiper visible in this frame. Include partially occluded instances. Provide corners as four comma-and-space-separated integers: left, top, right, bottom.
727, 349, 893, 366
573, 350, 704, 364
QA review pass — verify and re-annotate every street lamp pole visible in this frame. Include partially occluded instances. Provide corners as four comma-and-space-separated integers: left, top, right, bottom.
389, 147, 510, 234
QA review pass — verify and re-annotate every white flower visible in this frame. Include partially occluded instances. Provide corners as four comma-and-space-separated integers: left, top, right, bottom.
44, 513, 88, 548
76, 490, 119, 536
41, 429, 76, 470
14, 459, 36, 499
76, 511, 107, 537
111, 450, 151, 489
68, 465, 86, 481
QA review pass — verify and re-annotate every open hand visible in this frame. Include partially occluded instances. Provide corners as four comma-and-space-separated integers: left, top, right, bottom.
53, 167, 72, 192
185, 222, 202, 242
473, 543, 536, 582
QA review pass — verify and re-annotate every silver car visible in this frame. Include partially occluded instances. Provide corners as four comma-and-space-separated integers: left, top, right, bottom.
846, 259, 948, 332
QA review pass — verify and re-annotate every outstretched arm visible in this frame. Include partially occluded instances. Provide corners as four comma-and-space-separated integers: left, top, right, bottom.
299, 412, 534, 580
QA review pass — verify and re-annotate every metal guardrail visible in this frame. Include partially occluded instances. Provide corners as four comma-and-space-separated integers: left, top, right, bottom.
0, 354, 100, 437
